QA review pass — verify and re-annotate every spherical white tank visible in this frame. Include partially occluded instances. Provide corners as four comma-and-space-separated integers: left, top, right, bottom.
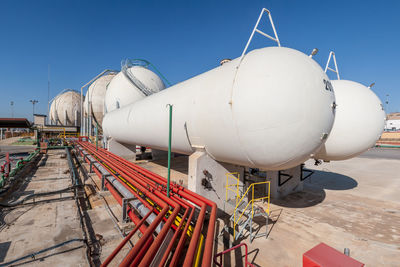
49, 100, 57, 124
104, 66, 165, 113
315, 80, 385, 161
84, 73, 116, 127
103, 47, 336, 170
50, 90, 82, 126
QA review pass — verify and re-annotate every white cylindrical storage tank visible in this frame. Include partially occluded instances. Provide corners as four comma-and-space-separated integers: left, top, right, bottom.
315, 80, 385, 161
104, 66, 165, 113
103, 47, 336, 170
84, 73, 116, 127
53, 90, 82, 126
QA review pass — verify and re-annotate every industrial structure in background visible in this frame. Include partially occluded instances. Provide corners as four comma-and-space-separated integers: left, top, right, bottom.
49, 89, 82, 126
385, 112, 400, 130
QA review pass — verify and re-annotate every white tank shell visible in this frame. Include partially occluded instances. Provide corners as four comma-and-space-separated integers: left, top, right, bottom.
50, 90, 82, 126
103, 47, 336, 170
315, 80, 385, 161
104, 66, 165, 113
49, 100, 57, 124
83, 73, 116, 127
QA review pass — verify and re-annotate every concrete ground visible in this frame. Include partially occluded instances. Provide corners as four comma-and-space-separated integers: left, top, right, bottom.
240, 155, 400, 267
1, 140, 399, 266
137, 149, 400, 266
0, 150, 88, 266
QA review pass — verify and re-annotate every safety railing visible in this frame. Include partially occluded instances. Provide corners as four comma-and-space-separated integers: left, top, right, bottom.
58, 132, 80, 139
233, 181, 270, 240
225, 172, 241, 207
214, 243, 255, 267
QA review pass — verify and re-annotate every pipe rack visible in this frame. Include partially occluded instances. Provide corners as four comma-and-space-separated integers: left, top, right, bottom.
74, 141, 216, 267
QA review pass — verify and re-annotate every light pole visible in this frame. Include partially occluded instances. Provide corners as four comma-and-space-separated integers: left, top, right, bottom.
30, 100, 38, 120
385, 94, 389, 114
10, 101, 14, 118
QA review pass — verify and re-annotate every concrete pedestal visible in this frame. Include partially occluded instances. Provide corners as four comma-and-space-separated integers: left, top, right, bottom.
266, 165, 303, 199
107, 138, 137, 161
188, 149, 244, 212
151, 149, 174, 160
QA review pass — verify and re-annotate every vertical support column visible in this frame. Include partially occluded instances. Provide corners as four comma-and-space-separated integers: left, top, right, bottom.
95, 122, 98, 151
87, 101, 92, 137
64, 110, 68, 126
264, 164, 303, 199
74, 110, 78, 127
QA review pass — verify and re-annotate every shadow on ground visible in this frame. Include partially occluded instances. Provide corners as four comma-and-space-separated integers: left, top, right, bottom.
272, 169, 357, 208
140, 154, 189, 175
308, 169, 358, 190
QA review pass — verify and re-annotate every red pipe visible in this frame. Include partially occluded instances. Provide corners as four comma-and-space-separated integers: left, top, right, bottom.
101, 209, 153, 266
81, 144, 177, 267
81, 142, 194, 260
81, 144, 182, 267
119, 204, 168, 266
78, 142, 216, 266
159, 203, 190, 266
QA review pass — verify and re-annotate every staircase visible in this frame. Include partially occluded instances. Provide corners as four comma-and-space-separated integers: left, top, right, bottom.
224, 173, 271, 243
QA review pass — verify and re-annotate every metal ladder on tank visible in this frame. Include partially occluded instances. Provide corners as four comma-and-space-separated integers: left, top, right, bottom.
121, 59, 157, 96
223, 173, 271, 243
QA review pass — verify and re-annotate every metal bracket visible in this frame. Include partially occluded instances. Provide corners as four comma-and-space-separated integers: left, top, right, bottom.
240, 8, 281, 61
300, 164, 314, 181
101, 174, 111, 191
82, 153, 88, 163
89, 160, 94, 173
122, 197, 136, 223
278, 171, 293, 187
325, 51, 340, 80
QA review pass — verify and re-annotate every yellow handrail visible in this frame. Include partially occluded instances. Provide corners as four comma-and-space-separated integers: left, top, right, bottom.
233, 181, 270, 239
225, 172, 240, 207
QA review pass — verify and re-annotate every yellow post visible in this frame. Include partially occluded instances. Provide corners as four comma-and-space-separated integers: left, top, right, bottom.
236, 175, 239, 207
225, 174, 228, 202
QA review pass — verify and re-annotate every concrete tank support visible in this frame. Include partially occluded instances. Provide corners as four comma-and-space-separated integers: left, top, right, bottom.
188, 149, 245, 212
264, 165, 303, 199
107, 138, 137, 161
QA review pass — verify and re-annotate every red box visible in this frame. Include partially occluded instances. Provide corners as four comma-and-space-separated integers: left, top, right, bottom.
303, 243, 364, 267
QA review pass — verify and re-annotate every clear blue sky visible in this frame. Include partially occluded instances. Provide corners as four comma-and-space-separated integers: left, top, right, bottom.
0, 0, 399, 119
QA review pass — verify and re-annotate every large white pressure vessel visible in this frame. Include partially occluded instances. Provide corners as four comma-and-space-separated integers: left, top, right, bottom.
50, 90, 82, 126
103, 47, 336, 170
315, 80, 385, 161
84, 73, 116, 127
104, 66, 165, 113
49, 100, 57, 124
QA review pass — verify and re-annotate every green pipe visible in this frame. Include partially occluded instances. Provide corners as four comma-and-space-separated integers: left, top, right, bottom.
0, 149, 39, 188
9, 149, 39, 177
167, 104, 173, 197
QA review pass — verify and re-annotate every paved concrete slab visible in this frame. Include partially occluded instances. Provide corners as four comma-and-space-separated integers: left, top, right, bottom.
0, 150, 88, 266
138, 149, 400, 266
